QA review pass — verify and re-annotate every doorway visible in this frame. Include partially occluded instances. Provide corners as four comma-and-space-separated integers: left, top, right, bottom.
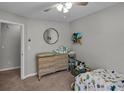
0, 20, 24, 80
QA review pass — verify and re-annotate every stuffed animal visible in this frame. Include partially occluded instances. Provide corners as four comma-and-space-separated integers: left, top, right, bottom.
75, 62, 86, 73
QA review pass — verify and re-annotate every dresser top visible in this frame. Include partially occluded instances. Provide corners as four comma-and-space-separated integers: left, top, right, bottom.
36, 52, 68, 58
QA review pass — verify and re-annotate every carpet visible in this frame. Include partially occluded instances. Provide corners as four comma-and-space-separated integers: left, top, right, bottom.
0, 69, 74, 91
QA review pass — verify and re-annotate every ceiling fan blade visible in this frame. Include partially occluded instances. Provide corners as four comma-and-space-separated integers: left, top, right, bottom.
43, 4, 57, 12
73, 2, 88, 6
43, 8, 52, 12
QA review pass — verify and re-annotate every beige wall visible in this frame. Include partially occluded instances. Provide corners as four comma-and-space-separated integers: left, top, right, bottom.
70, 3, 124, 74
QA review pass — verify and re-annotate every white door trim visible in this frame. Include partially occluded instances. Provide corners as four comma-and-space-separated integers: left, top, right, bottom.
0, 19, 25, 80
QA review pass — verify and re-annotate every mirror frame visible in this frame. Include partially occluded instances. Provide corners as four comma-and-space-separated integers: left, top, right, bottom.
43, 28, 59, 45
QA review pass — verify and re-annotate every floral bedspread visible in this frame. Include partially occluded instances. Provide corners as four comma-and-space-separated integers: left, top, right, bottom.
74, 69, 124, 91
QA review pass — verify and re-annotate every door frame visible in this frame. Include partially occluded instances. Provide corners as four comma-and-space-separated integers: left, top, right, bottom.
0, 19, 25, 80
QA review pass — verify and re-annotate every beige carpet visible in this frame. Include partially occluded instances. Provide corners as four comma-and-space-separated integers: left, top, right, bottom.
0, 69, 74, 91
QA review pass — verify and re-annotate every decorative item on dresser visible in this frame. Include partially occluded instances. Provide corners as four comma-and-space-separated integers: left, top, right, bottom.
36, 52, 68, 81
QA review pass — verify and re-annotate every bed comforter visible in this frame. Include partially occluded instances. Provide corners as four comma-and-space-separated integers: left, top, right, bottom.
75, 69, 124, 91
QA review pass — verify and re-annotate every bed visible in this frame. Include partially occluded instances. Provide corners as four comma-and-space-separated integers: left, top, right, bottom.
74, 69, 124, 91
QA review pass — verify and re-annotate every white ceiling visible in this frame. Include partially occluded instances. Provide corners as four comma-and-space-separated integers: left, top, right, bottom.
0, 2, 118, 22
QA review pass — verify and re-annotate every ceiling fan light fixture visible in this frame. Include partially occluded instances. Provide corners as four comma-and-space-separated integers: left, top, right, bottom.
56, 3, 63, 12
65, 2, 72, 9
42, 2, 88, 14
63, 7, 69, 13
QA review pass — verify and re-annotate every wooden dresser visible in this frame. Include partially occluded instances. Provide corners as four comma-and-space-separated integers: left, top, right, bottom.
36, 53, 68, 80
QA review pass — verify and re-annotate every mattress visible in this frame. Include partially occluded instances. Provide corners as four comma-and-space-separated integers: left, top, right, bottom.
74, 69, 124, 91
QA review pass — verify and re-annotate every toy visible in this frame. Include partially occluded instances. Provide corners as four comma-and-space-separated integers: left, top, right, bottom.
75, 62, 86, 73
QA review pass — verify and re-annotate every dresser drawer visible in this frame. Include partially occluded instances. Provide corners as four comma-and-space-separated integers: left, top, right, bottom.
55, 59, 68, 65
38, 57, 55, 62
38, 55, 68, 62
55, 65, 68, 71
38, 61, 56, 69
55, 61, 68, 69
39, 67, 55, 75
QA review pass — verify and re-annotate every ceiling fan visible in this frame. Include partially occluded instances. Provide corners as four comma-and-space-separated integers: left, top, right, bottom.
43, 2, 88, 13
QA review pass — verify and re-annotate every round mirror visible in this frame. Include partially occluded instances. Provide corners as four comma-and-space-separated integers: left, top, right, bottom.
43, 28, 59, 44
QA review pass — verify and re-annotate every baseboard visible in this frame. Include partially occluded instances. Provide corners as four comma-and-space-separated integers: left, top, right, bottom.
23, 72, 37, 79
0, 66, 20, 71
0, 66, 37, 80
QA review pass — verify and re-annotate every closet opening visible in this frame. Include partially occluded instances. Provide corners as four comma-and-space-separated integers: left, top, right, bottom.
0, 20, 24, 80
